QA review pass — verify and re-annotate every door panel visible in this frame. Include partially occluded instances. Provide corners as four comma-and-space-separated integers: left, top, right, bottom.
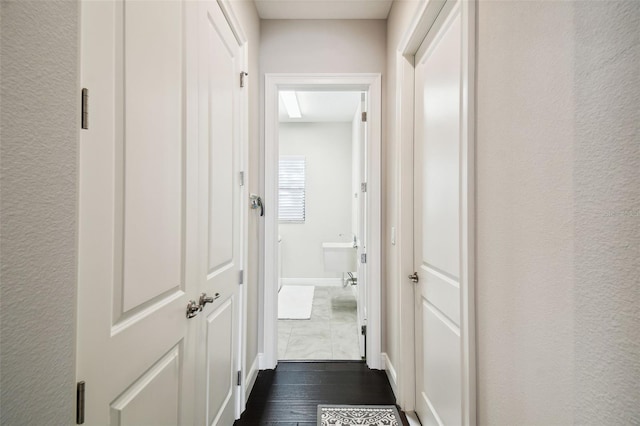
206, 14, 235, 272
120, 0, 184, 314
414, 3, 463, 425
197, 1, 243, 424
78, 1, 197, 424
206, 299, 235, 426
423, 269, 460, 327
110, 346, 181, 426
422, 300, 461, 426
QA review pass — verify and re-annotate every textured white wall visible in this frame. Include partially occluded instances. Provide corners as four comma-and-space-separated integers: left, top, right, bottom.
476, 2, 575, 423
230, 0, 262, 383
572, 2, 640, 423
279, 122, 353, 279
0, 1, 79, 424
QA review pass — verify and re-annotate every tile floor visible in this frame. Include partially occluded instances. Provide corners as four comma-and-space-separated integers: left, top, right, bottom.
278, 286, 362, 360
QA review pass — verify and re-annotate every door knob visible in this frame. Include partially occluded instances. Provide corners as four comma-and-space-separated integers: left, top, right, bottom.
186, 300, 200, 318
408, 272, 419, 283
199, 292, 220, 310
250, 194, 264, 217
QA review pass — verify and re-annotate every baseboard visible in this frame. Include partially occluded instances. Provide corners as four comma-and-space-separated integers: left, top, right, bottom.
280, 278, 343, 287
404, 411, 422, 426
245, 355, 259, 403
381, 353, 398, 399
258, 352, 273, 370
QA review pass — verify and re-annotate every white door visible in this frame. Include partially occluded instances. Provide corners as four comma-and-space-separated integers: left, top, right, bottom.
77, 1, 199, 424
195, 1, 244, 425
413, 2, 472, 425
356, 93, 368, 359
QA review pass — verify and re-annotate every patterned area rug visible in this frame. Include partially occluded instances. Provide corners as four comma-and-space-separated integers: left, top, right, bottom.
317, 405, 402, 426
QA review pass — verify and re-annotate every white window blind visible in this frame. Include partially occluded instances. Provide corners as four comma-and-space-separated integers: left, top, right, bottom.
279, 156, 306, 223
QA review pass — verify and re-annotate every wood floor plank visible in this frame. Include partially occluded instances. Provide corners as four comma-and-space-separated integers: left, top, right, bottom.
234, 362, 408, 426
276, 361, 368, 372
270, 371, 390, 385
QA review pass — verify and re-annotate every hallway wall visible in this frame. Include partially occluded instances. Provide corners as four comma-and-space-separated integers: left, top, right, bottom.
384, 0, 415, 390
0, 1, 79, 423
386, 0, 640, 423
477, 2, 640, 423
476, 2, 575, 423
260, 20, 386, 75
259, 19, 386, 353
569, 2, 639, 422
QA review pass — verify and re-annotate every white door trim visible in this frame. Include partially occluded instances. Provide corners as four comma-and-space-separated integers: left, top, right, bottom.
395, 0, 476, 423
216, 0, 249, 418
262, 73, 382, 370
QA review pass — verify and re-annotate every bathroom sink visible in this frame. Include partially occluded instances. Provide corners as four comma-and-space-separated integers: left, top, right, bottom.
322, 242, 357, 272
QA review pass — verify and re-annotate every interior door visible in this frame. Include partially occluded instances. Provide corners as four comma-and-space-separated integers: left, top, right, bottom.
196, 1, 244, 425
413, 2, 466, 425
356, 93, 368, 359
77, 1, 198, 424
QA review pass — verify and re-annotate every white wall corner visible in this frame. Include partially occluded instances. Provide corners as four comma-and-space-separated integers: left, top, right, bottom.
382, 353, 399, 399
257, 352, 272, 370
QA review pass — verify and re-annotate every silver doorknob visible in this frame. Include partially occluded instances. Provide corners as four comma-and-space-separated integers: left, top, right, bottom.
199, 292, 220, 310
408, 272, 419, 283
186, 300, 200, 318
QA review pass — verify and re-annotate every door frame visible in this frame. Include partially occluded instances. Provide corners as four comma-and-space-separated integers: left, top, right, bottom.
215, 0, 250, 418
394, 0, 476, 422
262, 73, 382, 370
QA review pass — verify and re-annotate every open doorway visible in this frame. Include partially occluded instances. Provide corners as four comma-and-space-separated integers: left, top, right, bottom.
262, 74, 381, 370
276, 91, 365, 360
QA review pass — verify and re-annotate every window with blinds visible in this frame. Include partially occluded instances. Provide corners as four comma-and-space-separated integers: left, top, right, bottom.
279, 156, 306, 223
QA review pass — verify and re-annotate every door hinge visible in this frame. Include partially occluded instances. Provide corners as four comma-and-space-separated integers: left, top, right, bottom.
361, 111, 367, 122
361, 182, 367, 193
239, 171, 245, 187
239, 270, 244, 285
240, 71, 248, 88
81, 88, 89, 130
237, 370, 242, 386
76, 381, 85, 424
360, 253, 367, 264
361, 325, 367, 336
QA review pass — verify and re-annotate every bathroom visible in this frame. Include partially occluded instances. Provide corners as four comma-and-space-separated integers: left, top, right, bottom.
277, 90, 366, 361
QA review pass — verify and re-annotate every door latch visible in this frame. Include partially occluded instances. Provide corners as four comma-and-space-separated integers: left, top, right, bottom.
250, 194, 264, 217
186, 300, 200, 318
199, 292, 220, 310
408, 272, 419, 283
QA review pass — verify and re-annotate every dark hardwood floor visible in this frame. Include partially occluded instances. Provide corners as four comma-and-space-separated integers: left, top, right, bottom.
234, 361, 408, 425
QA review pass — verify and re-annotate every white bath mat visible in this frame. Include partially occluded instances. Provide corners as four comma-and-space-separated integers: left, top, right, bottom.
278, 285, 315, 319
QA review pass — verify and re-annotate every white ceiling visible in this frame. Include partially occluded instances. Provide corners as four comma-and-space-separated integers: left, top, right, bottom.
279, 91, 362, 122
254, 0, 394, 20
